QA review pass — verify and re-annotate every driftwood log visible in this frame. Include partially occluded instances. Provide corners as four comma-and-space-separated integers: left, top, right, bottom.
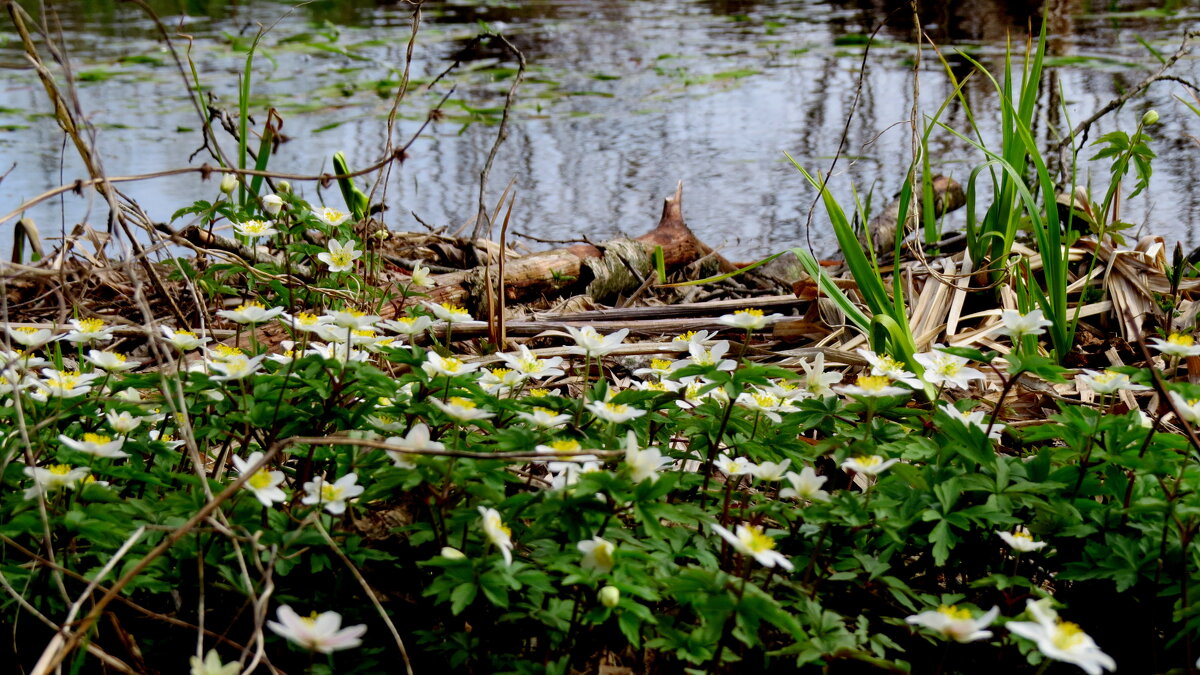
418, 181, 733, 311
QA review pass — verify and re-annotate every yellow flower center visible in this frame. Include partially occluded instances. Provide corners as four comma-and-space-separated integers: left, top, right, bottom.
82, 433, 111, 444
214, 345, 245, 358
16, 326, 38, 334
176, 330, 197, 338
744, 526, 776, 554
939, 361, 961, 375
735, 308, 764, 317
528, 388, 550, 397
353, 329, 375, 338
752, 393, 778, 407
937, 605, 972, 620
448, 397, 476, 409
1012, 530, 1033, 542
321, 207, 346, 222
77, 318, 105, 332
235, 301, 265, 312
110, 353, 127, 363
321, 483, 344, 501
1094, 371, 1119, 384
1167, 333, 1195, 347
241, 220, 268, 234
1051, 622, 1085, 651
440, 303, 468, 315
249, 469, 274, 489
643, 381, 669, 392
856, 455, 881, 468
548, 439, 581, 454
295, 312, 320, 326
490, 368, 513, 378
593, 543, 614, 568
48, 464, 74, 476
330, 251, 353, 267
604, 402, 630, 413
675, 331, 698, 343
651, 358, 672, 371
441, 357, 464, 371
856, 375, 892, 392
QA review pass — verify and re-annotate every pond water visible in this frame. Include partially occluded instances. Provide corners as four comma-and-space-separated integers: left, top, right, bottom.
1, 0, 1199, 261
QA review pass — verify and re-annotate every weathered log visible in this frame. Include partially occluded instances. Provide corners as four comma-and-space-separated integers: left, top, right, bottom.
863, 174, 966, 254
416, 181, 730, 312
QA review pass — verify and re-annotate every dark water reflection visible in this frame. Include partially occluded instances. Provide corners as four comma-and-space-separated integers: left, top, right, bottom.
1, 0, 1198, 259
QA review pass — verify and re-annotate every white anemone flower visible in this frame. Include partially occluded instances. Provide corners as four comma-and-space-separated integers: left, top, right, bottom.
1169, 391, 1200, 424
752, 459, 791, 482
64, 317, 116, 344
633, 358, 677, 380
797, 352, 843, 397
34, 369, 101, 399
105, 410, 143, 435
217, 301, 285, 325
670, 330, 713, 350
780, 466, 830, 502
857, 349, 924, 389
938, 403, 1005, 440
23, 464, 91, 500
1076, 368, 1150, 395
267, 605, 366, 653
915, 346, 985, 390
59, 432, 128, 459
735, 390, 796, 423
997, 525, 1048, 553
1, 348, 47, 373
478, 506, 515, 565
681, 340, 737, 371
716, 453, 756, 478
547, 460, 603, 490
233, 219, 279, 240
189, 649, 240, 675
563, 326, 629, 358
261, 193, 284, 217
282, 311, 330, 333
305, 341, 370, 365
1006, 598, 1116, 675
623, 431, 671, 483
497, 344, 565, 380
840, 455, 899, 477
161, 326, 211, 351
515, 407, 572, 428
409, 264, 435, 288
383, 423, 444, 469
301, 473, 364, 515
711, 522, 793, 571
84, 349, 141, 372
585, 400, 646, 424
312, 206, 351, 227
6, 325, 57, 349
1148, 332, 1200, 357
323, 308, 380, 330
577, 536, 616, 573
231, 451, 287, 507
208, 355, 266, 382
479, 367, 524, 395
835, 375, 911, 398
717, 308, 783, 331
422, 352, 481, 378
432, 396, 494, 422
379, 315, 434, 336
905, 605, 999, 643
422, 301, 473, 324
317, 239, 362, 273
998, 309, 1054, 340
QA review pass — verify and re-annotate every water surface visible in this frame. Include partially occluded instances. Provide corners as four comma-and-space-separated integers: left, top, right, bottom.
2, 0, 1198, 260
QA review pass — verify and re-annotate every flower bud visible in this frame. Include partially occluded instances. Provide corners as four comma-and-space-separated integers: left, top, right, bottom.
219, 173, 237, 195
1142, 109, 1159, 126
440, 546, 466, 560
262, 194, 284, 217
598, 585, 620, 608
277, 180, 292, 194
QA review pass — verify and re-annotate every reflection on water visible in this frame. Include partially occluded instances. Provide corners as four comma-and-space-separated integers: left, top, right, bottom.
1, 0, 1198, 259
